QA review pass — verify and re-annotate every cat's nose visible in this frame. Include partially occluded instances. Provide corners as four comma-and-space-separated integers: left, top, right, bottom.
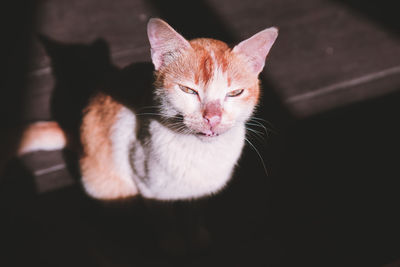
203, 115, 221, 128
203, 101, 222, 128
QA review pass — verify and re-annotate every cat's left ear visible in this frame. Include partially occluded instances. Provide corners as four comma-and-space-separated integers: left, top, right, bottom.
232, 27, 278, 74
147, 18, 192, 70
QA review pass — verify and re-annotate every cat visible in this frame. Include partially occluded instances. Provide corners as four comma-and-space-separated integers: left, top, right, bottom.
19, 18, 278, 201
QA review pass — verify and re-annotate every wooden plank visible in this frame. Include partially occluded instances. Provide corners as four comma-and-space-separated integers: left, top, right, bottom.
25, 0, 400, 122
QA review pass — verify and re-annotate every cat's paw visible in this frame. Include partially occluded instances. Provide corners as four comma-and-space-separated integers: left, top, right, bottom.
82, 173, 138, 200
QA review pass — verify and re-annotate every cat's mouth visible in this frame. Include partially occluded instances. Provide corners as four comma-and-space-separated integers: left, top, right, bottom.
195, 128, 221, 139
194, 124, 234, 138
197, 131, 219, 137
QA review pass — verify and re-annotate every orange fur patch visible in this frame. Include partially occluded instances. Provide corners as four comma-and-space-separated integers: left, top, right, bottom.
242, 82, 261, 103
80, 93, 138, 200
190, 38, 230, 87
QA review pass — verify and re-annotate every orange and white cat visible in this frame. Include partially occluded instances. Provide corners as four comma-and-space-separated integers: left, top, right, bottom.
19, 18, 278, 201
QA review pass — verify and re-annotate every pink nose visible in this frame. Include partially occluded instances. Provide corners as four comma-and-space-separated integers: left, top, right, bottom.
203, 101, 222, 128
203, 115, 221, 128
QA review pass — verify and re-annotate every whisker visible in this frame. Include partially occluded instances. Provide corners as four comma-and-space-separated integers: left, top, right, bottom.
244, 137, 269, 177
135, 112, 163, 116
246, 127, 264, 136
246, 122, 268, 133
245, 127, 265, 142
249, 116, 269, 123
135, 112, 183, 124
250, 116, 276, 130
137, 105, 160, 110
248, 119, 277, 135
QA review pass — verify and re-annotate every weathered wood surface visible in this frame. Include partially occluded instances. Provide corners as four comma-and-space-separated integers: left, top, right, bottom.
24, 0, 400, 121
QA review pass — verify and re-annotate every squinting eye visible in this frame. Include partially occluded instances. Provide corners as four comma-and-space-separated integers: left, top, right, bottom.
179, 85, 198, 95
226, 89, 244, 97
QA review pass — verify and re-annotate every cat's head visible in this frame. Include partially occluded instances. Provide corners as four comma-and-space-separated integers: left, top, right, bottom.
147, 18, 278, 139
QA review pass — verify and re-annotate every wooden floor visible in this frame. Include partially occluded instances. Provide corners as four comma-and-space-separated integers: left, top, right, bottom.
1, 0, 400, 266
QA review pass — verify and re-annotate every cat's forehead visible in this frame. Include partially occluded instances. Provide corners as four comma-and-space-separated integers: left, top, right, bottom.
187, 38, 255, 90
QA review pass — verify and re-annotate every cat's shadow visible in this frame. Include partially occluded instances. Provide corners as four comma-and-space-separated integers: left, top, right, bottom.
39, 35, 212, 260
39, 35, 154, 150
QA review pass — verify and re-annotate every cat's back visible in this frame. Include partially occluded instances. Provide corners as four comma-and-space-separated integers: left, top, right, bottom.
81, 93, 124, 147
81, 92, 137, 155
79, 92, 139, 199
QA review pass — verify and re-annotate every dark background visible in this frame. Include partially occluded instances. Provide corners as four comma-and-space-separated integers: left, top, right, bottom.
1, 0, 399, 266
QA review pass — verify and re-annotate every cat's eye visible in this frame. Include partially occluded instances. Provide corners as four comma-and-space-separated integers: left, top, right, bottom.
179, 85, 198, 95
226, 89, 244, 97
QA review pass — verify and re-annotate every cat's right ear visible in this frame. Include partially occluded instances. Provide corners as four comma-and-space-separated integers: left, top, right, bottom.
147, 18, 191, 70
232, 27, 278, 75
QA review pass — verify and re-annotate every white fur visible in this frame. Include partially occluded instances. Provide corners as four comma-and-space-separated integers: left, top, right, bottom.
130, 120, 245, 200
109, 107, 139, 193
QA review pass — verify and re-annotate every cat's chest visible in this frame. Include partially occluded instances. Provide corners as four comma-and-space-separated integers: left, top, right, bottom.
140, 121, 245, 200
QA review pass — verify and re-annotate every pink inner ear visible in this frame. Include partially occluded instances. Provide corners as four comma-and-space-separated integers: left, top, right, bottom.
147, 18, 191, 70
233, 27, 278, 74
